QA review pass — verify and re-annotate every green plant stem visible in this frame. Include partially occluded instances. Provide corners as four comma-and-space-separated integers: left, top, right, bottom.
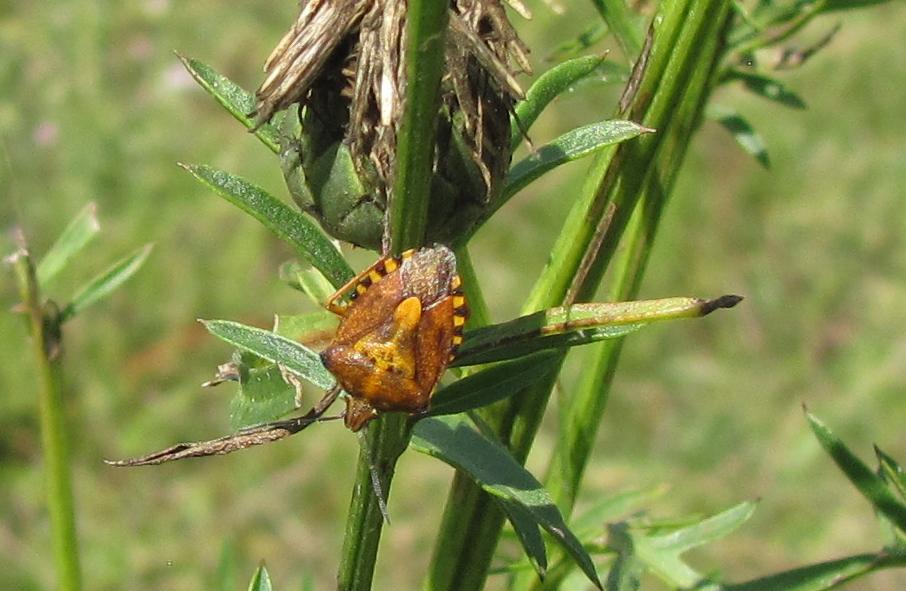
337, 3, 449, 590
336, 415, 410, 591
387, 1, 449, 253
425, 3, 732, 589
10, 242, 82, 591
546, 0, 730, 520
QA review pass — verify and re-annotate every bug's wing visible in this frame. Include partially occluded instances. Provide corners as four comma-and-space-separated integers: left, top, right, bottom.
415, 295, 457, 399
331, 271, 405, 345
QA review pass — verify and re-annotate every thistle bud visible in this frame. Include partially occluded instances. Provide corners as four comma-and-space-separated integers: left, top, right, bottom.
255, 0, 530, 250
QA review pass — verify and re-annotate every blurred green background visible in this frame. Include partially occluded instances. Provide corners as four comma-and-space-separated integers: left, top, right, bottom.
3, 2, 906, 589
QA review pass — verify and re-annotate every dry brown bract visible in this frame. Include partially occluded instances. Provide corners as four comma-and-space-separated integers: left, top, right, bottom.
254, 0, 530, 202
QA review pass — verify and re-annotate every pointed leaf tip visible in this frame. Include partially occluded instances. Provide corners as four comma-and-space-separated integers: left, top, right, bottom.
700, 294, 743, 315
247, 563, 273, 591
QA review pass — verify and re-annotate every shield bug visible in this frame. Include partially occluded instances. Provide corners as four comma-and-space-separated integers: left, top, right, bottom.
321, 245, 468, 431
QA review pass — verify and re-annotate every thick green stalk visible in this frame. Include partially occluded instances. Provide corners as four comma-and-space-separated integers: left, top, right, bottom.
425, 2, 732, 590
10, 243, 82, 591
387, 1, 449, 252
546, 0, 732, 519
518, 15, 733, 590
337, 3, 448, 590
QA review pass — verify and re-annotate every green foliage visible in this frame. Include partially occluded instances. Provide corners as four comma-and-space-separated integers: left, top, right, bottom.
807, 412, 906, 537
5, 1, 906, 589
36, 202, 100, 285
181, 164, 352, 288
412, 414, 602, 589
7, 204, 152, 591
247, 564, 273, 591
59, 244, 153, 323
177, 54, 282, 153
499, 120, 653, 213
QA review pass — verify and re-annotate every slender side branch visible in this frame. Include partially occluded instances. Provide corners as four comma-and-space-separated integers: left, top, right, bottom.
106, 386, 341, 467
7, 234, 82, 591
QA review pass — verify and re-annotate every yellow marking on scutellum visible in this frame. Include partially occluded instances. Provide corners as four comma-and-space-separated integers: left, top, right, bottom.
401, 249, 415, 260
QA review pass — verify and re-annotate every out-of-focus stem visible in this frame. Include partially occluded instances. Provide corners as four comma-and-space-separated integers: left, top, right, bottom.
9, 240, 82, 591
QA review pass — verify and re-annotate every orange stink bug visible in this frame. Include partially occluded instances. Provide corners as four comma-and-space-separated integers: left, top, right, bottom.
321, 245, 468, 431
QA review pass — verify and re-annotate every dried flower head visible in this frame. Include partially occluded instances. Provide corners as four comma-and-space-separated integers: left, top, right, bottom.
254, 0, 530, 250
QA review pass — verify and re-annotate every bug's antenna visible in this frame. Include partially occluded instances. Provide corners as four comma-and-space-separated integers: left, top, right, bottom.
356, 429, 391, 524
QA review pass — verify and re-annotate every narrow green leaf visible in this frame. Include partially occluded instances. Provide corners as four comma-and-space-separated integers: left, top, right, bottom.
500, 499, 548, 580
589, 0, 644, 57
247, 563, 273, 591
649, 501, 757, 553
177, 54, 281, 153
723, 552, 892, 591
59, 244, 152, 322
229, 363, 299, 430
453, 295, 741, 367
706, 104, 770, 168
723, 69, 806, 109
273, 312, 338, 341
807, 412, 906, 534
571, 486, 668, 540
426, 351, 560, 417
412, 414, 602, 589
202, 320, 335, 390
278, 261, 337, 306
627, 531, 703, 588
547, 23, 609, 61
503, 120, 653, 201
181, 164, 353, 288
512, 56, 612, 149
36, 202, 100, 285
875, 445, 906, 503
